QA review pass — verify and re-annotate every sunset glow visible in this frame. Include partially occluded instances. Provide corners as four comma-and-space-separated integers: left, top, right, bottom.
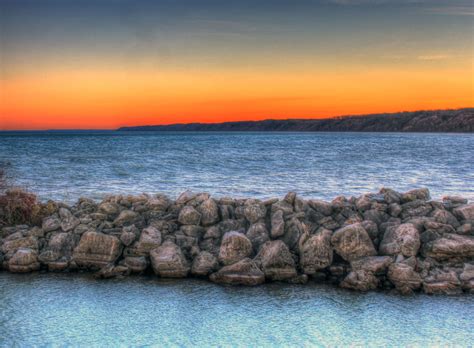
1, 0, 473, 130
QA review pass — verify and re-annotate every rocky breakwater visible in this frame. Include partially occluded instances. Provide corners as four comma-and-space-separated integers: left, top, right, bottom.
1, 188, 473, 295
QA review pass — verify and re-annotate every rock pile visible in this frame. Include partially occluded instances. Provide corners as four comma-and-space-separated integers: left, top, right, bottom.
1, 188, 473, 294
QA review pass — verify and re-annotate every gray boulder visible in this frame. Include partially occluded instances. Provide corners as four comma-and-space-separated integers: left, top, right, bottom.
331, 223, 376, 262
150, 241, 189, 278
209, 258, 265, 286
379, 223, 420, 257
198, 199, 219, 226
178, 206, 202, 225
218, 231, 253, 265
299, 229, 333, 274
255, 240, 297, 281
191, 251, 219, 276
8, 248, 40, 273
72, 231, 122, 269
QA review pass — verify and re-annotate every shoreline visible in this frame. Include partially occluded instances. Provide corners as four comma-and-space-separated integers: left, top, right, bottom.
1, 188, 473, 295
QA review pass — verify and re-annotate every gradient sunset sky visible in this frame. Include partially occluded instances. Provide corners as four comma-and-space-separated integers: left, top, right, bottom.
0, 0, 473, 130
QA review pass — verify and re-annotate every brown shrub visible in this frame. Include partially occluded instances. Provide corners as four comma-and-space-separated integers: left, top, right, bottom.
0, 188, 39, 226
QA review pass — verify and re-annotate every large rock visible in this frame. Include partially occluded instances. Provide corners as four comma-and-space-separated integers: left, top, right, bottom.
98, 201, 120, 216
255, 240, 297, 281
379, 223, 420, 257
423, 270, 462, 295
401, 188, 430, 203
423, 233, 474, 260
59, 208, 80, 232
460, 263, 474, 293
178, 206, 201, 225
244, 203, 266, 224
341, 270, 379, 292
350, 256, 393, 274
270, 210, 285, 238
72, 232, 122, 269
209, 258, 265, 286
453, 203, 474, 221
191, 251, 218, 276
133, 226, 162, 255
42, 215, 61, 232
113, 210, 138, 226
218, 231, 253, 265
331, 223, 376, 262
8, 248, 40, 273
299, 229, 333, 274
1, 236, 38, 257
246, 223, 269, 252
122, 256, 148, 273
149, 241, 189, 278
388, 263, 422, 294
38, 232, 75, 265
198, 199, 219, 226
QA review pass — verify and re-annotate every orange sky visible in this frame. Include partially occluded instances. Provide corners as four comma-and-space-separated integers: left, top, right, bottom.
1, 64, 473, 130
1, 0, 473, 130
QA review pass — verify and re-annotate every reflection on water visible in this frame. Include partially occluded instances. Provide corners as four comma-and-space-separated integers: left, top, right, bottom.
0, 132, 473, 202
0, 273, 473, 346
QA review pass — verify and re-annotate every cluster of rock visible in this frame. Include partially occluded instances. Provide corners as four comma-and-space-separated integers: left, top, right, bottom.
1, 188, 473, 295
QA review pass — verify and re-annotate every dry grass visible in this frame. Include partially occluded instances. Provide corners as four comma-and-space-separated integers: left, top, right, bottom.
0, 167, 45, 226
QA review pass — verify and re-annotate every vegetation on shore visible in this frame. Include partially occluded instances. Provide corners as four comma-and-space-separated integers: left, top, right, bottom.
118, 108, 474, 133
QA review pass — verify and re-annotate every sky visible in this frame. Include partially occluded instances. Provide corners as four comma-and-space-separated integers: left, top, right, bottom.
0, 0, 473, 130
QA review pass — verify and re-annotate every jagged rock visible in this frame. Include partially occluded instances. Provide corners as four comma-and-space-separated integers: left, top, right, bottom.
299, 229, 333, 274
453, 203, 474, 221
38, 232, 75, 264
59, 208, 80, 232
72, 232, 122, 269
380, 188, 402, 204
460, 263, 474, 293
379, 223, 420, 257
243, 202, 266, 224
178, 206, 201, 225
423, 233, 474, 260
95, 264, 130, 279
255, 240, 297, 281
203, 225, 221, 239
388, 263, 422, 294
246, 223, 269, 252
1, 236, 39, 258
401, 188, 430, 203
176, 190, 197, 205
42, 215, 61, 232
341, 270, 379, 291
218, 231, 252, 265
98, 202, 120, 216
308, 200, 332, 216
191, 251, 218, 276
120, 226, 137, 246
282, 217, 305, 250
8, 248, 40, 273
270, 210, 285, 238
113, 210, 138, 227
388, 203, 402, 217
351, 256, 393, 274
149, 241, 189, 278
198, 199, 219, 226
132, 226, 162, 255
331, 223, 376, 262
146, 195, 171, 211
123, 256, 148, 273
209, 258, 265, 286
180, 225, 204, 238
431, 209, 460, 227
423, 269, 462, 295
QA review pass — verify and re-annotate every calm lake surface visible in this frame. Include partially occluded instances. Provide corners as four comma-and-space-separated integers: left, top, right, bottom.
0, 273, 473, 347
0, 131, 473, 202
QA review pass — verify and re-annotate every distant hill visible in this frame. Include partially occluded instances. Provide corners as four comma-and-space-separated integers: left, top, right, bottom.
118, 108, 474, 132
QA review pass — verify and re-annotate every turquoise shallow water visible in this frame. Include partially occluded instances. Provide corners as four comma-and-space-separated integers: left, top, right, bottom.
0, 131, 473, 202
0, 272, 473, 347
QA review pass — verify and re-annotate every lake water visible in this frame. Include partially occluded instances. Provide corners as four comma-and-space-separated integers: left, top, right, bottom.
0, 132, 473, 202
0, 273, 473, 347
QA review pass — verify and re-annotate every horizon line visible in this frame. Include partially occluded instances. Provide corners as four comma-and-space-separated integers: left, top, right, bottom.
1, 106, 472, 132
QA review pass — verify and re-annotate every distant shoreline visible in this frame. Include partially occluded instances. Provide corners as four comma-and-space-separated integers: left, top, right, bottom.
118, 108, 474, 133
